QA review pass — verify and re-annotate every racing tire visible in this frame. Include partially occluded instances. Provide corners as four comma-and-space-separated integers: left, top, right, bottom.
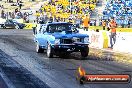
15, 25, 20, 29
36, 43, 44, 53
2, 25, 6, 29
3, 26, 6, 29
47, 43, 53, 58
81, 46, 89, 58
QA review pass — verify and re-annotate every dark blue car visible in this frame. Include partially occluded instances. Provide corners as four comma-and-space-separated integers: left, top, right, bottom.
34, 22, 89, 58
1, 19, 25, 29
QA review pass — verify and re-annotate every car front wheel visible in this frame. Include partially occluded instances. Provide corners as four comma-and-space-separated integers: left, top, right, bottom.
36, 43, 44, 53
81, 46, 89, 57
47, 44, 53, 58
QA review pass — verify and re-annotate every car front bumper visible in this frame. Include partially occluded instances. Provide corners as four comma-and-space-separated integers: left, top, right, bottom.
51, 43, 89, 52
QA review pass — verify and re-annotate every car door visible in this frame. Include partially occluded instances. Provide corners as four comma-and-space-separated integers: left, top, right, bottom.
5, 20, 15, 28
9, 20, 16, 28
42, 24, 48, 47
35, 24, 47, 49
4, 20, 10, 27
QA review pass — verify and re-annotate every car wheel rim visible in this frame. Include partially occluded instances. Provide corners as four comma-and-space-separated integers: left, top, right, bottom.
15, 25, 19, 29
36, 44, 39, 52
47, 44, 51, 56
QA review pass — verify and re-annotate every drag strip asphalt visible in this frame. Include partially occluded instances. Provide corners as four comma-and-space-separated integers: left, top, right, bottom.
0, 29, 132, 88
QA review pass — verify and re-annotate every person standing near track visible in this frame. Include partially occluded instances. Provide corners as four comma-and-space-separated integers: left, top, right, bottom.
102, 20, 106, 30
82, 14, 90, 31
35, 11, 40, 23
109, 17, 117, 48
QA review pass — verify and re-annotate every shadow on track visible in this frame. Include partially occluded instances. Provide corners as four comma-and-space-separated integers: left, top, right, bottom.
41, 51, 115, 61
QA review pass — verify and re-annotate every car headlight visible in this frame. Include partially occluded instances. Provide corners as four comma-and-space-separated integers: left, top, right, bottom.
55, 39, 60, 44
84, 37, 89, 43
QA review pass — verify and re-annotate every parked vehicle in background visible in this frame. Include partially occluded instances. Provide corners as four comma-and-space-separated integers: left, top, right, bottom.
0, 18, 6, 28
1, 19, 25, 29
34, 22, 90, 58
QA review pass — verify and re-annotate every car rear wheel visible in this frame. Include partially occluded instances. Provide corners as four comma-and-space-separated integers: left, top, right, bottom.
2, 25, 6, 29
15, 25, 20, 29
47, 44, 53, 58
36, 43, 44, 53
81, 46, 89, 57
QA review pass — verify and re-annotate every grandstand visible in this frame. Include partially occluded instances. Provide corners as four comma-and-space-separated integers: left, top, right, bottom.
1, 0, 131, 28
0, 0, 39, 12
39, 0, 98, 22
102, 0, 132, 27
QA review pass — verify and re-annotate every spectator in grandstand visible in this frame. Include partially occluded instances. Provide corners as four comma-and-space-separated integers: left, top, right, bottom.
19, 3, 22, 9
82, 14, 90, 31
8, 12, 12, 19
75, 16, 81, 28
44, 15, 49, 23
48, 0, 52, 5
56, 17, 61, 22
0, 5, 4, 10
49, 16, 53, 22
15, 8, 19, 14
128, 19, 130, 28
35, 11, 40, 23
11, 12, 15, 19
68, 18, 72, 24
107, 20, 110, 31
108, 17, 117, 48
102, 20, 106, 30
1, 10, 5, 19
94, 20, 96, 26
96, 29, 99, 32
53, 16, 57, 22
15, 11, 23, 19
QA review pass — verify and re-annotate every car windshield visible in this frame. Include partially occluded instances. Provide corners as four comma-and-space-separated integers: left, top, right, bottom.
12, 20, 18, 23
47, 23, 72, 33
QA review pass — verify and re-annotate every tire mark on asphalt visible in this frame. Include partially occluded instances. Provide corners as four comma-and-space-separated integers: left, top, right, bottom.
0, 49, 50, 88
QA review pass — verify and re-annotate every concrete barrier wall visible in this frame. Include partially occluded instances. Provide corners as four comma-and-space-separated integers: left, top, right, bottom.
79, 29, 109, 49
113, 32, 132, 54
89, 31, 108, 49
24, 23, 37, 29
79, 29, 132, 54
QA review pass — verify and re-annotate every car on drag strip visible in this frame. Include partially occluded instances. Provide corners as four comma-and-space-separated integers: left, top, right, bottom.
1, 19, 25, 29
34, 22, 89, 58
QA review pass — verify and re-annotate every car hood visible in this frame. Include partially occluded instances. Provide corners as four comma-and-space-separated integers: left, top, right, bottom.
50, 32, 89, 39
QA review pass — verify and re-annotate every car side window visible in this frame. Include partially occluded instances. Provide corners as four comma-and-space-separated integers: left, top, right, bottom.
8, 20, 12, 23
39, 24, 46, 34
39, 25, 43, 33
42, 25, 47, 33
46, 25, 56, 33
6, 20, 9, 23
